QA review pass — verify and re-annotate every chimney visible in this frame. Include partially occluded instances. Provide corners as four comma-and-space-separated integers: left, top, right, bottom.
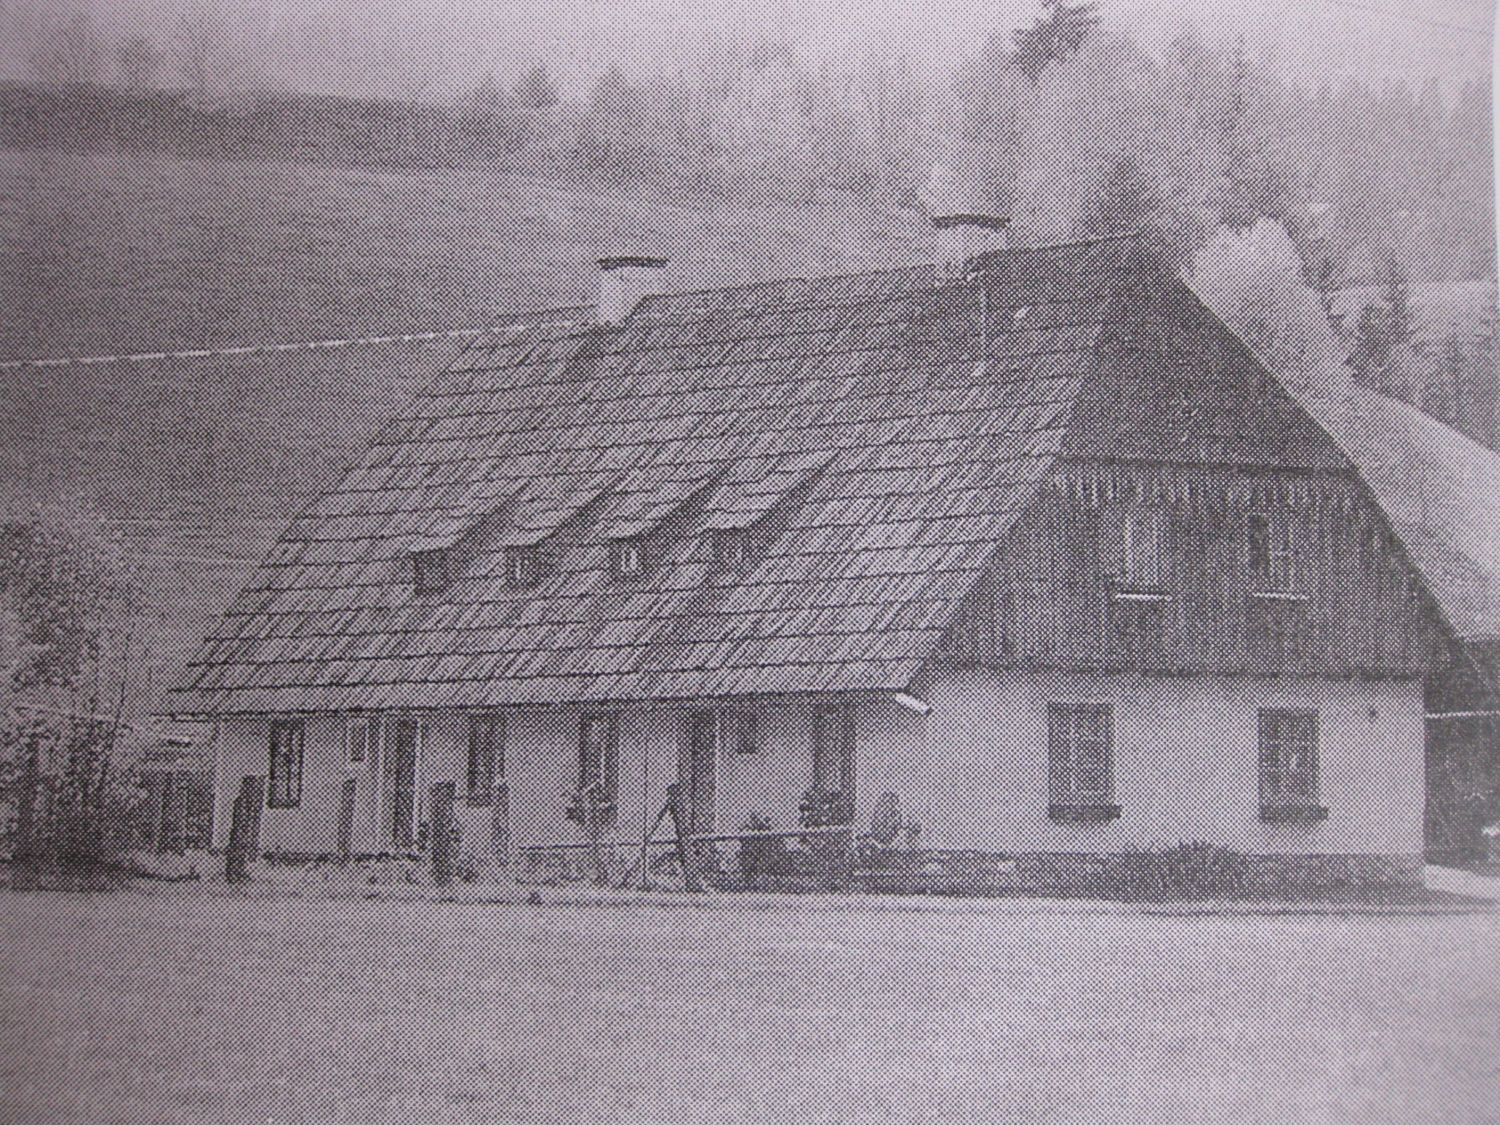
932, 213, 1010, 281
597, 256, 669, 324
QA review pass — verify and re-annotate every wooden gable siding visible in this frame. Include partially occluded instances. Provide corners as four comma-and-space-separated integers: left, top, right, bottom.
939, 461, 1428, 680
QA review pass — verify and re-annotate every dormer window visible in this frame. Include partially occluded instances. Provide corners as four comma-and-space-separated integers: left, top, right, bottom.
505, 545, 541, 589
613, 538, 645, 580
412, 548, 452, 594
711, 528, 749, 573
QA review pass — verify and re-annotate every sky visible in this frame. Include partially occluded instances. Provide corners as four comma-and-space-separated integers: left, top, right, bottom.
0, 0, 1493, 99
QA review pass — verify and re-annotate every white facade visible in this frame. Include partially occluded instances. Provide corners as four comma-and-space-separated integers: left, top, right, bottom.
212, 670, 1424, 860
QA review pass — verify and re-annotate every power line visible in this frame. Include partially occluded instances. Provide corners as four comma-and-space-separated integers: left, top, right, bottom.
0, 326, 490, 373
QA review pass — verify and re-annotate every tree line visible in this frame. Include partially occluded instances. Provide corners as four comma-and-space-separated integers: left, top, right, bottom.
9, 1, 1498, 449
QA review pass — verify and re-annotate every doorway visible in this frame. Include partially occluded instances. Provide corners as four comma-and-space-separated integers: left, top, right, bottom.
388, 717, 420, 849
681, 711, 718, 836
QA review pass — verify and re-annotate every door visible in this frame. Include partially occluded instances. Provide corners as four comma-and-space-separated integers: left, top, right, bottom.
388, 718, 420, 849
681, 711, 718, 836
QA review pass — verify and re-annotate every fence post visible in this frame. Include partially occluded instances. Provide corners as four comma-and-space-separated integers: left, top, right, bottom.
430, 781, 456, 887
11, 739, 40, 891
224, 776, 265, 884
489, 782, 509, 868
335, 778, 357, 865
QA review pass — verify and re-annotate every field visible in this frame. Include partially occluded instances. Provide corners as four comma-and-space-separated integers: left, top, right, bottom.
0, 892, 1497, 1123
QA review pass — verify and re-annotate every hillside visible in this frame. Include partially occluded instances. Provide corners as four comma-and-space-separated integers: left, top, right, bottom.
1, 149, 930, 716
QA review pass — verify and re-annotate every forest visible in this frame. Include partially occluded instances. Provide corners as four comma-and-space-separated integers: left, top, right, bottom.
6, 0, 1498, 449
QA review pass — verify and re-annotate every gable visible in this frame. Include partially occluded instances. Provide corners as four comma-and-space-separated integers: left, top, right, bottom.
1062, 273, 1348, 472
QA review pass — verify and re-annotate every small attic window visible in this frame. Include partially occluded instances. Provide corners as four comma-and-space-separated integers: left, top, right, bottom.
505, 545, 541, 589
412, 548, 452, 594
613, 538, 645, 580
711, 528, 749, 573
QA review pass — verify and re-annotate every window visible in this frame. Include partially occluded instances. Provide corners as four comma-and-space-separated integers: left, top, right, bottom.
811, 705, 855, 797
613, 539, 645, 580
465, 713, 504, 805
577, 713, 620, 804
807, 703, 855, 826
1047, 703, 1118, 819
1258, 710, 1326, 820
1119, 508, 1165, 589
413, 548, 451, 594
505, 546, 541, 590
1248, 512, 1297, 591
711, 528, 749, 574
1109, 598, 1166, 668
726, 710, 760, 755
267, 719, 305, 808
346, 715, 377, 766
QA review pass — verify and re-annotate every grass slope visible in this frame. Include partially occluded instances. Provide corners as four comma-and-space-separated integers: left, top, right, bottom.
1, 149, 925, 714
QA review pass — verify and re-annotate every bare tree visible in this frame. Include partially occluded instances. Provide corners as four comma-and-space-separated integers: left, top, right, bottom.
172, 9, 226, 110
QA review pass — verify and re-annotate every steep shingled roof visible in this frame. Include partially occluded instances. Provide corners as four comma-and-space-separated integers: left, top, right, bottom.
173, 238, 1143, 715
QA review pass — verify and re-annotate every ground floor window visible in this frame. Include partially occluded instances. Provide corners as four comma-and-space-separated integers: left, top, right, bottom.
1258, 709, 1324, 819
466, 713, 504, 806
267, 719, 305, 808
805, 703, 855, 826
1047, 703, 1116, 818
345, 715, 377, 765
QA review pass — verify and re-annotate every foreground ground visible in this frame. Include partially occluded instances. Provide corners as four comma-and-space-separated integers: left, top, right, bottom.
0, 892, 1497, 1124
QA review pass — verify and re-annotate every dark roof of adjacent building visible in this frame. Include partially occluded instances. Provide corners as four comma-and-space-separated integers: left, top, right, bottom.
170, 236, 1500, 715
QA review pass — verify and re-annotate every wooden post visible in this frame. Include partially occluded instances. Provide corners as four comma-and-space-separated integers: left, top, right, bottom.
489, 782, 509, 867
12, 738, 40, 891
224, 776, 265, 884
335, 778, 357, 864
430, 781, 456, 887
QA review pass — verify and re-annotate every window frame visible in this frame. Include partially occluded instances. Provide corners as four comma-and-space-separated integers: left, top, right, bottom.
412, 547, 452, 594
504, 545, 541, 590
1118, 507, 1166, 591
1257, 709, 1326, 820
267, 719, 305, 809
1247, 510, 1298, 593
612, 539, 645, 581
1047, 702, 1120, 820
465, 712, 504, 807
345, 714, 378, 767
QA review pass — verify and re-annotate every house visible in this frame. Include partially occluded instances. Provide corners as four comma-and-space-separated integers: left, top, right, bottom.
169, 222, 1500, 890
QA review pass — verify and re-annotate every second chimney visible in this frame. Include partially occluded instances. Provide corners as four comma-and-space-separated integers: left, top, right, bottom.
932, 214, 1010, 281
598, 256, 669, 324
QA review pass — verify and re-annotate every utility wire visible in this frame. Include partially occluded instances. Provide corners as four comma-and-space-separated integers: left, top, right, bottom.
0, 326, 488, 373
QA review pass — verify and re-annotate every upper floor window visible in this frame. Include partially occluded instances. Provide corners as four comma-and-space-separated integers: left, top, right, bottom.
466, 713, 504, 806
412, 548, 452, 594
1258, 709, 1326, 820
1248, 511, 1297, 591
1118, 508, 1165, 589
1047, 703, 1119, 819
267, 719, 305, 809
505, 545, 541, 590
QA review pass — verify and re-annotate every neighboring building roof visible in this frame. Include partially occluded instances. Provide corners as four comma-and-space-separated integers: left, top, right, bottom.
174, 238, 1145, 715
1319, 386, 1500, 645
